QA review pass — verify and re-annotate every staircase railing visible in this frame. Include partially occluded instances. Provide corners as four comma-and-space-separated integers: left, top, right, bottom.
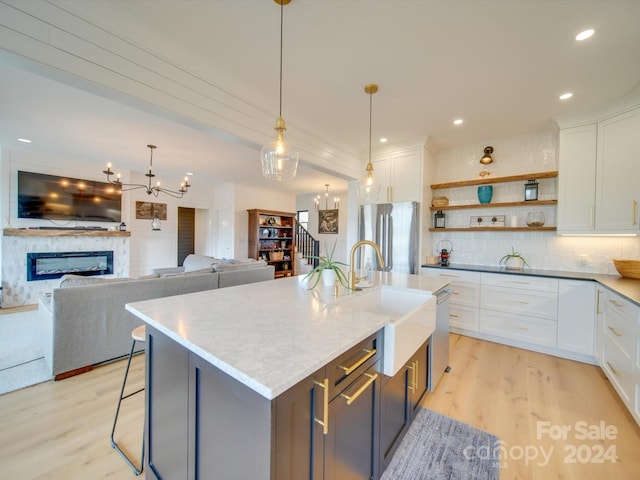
295, 220, 320, 268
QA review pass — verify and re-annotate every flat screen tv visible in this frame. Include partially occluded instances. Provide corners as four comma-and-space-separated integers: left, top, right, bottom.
17, 170, 122, 222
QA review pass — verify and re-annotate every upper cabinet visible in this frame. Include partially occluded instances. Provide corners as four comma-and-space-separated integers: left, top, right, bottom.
371, 148, 422, 203
558, 106, 640, 234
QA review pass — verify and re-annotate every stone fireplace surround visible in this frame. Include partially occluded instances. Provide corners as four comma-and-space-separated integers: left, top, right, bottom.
1, 229, 130, 308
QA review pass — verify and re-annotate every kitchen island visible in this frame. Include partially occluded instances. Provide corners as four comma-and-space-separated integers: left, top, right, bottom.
126, 272, 449, 480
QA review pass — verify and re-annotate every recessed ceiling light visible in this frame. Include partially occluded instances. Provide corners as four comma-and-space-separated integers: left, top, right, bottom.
379, 138, 388, 143
576, 29, 595, 41
186, 172, 194, 176
453, 119, 464, 126
559, 92, 573, 100
17, 138, 32, 143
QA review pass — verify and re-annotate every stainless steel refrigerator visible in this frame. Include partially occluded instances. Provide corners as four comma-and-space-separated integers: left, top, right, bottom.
357, 202, 419, 274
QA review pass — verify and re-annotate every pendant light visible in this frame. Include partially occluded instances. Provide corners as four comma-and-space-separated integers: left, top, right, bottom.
260, 0, 299, 181
358, 84, 381, 202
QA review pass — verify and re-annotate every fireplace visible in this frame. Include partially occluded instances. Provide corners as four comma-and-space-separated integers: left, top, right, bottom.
27, 251, 114, 281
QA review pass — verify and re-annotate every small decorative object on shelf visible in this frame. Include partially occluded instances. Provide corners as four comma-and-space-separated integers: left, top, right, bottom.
119, 222, 127, 231
500, 246, 529, 270
434, 210, 446, 228
470, 215, 505, 227
477, 185, 493, 204
526, 211, 545, 227
524, 179, 539, 201
431, 196, 449, 207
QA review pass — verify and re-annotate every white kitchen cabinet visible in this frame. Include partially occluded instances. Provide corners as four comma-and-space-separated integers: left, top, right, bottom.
557, 280, 595, 356
558, 106, 640, 233
371, 148, 422, 203
595, 108, 640, 232
597, 289, 639, 420
557, 124, 597, 232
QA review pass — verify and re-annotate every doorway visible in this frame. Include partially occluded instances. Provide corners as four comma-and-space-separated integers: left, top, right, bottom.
177, 207, 195, 266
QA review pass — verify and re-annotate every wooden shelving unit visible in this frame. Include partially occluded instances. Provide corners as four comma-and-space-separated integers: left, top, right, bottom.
247, 209, 296, 279
430, 171, 558, 189
429, 171, 558, 232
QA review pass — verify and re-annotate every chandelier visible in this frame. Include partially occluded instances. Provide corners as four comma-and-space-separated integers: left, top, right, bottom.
358, 84, 381, 202
314, 184, 340, 211
102, 144, 190, 198
260, 0, 299, 180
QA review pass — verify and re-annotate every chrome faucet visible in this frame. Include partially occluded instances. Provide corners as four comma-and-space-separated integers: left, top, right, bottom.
349, 240, 385, 290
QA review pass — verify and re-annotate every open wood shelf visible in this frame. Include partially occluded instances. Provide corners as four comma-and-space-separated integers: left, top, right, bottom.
429, 226, 557, 232
429, 199, 557, 211
430, 171, 558, 189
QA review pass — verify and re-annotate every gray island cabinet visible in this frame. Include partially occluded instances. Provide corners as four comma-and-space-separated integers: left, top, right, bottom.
126, 273, 448, 480
145, 325, 383, 480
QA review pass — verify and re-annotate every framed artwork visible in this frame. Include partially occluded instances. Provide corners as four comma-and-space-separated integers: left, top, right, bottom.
136, 201, 167, 220
318, 209, 339, 234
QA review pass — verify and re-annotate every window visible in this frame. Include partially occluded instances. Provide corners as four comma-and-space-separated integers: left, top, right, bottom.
297, 210, 309, 231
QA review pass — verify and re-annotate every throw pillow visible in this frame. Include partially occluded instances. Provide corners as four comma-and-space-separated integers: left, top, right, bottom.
183, 254, 218, 272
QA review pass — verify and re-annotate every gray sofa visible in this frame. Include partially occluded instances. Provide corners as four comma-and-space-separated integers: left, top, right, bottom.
39, 255, 274, 379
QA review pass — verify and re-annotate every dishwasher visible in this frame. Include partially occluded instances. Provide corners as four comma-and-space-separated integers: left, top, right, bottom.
429, 287, 452, 390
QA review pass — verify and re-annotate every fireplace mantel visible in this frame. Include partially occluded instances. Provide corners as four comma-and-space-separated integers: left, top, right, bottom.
3, 228, 131, 237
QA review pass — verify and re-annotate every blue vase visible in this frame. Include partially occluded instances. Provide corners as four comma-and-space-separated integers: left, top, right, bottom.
477, 185, 493, 204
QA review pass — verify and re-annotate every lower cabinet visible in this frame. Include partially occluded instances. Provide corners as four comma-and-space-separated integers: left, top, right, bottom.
146, 325, 386, 480
379, 339, 430, 472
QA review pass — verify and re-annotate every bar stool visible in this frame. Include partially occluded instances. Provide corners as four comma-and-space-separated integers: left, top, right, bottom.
110, 325, 145, 475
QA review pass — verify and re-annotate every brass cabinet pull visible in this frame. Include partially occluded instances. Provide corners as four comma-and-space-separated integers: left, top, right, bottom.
339, 348, 376, 375
607, 326, 624, 337
633, 200, 637, 225
506, 280, 531, 285
450, 313, 460, 318
509, 300, 530, 304
313, 378, 329, 435
504, 324, 529, 331
596, 290, 602, 314
609, 299, 624, 308
606, 361, 620, 377
407, 362, 416, 393
340, 373, 378, 406
415, 360, 419, 392
440, 274, 461, 278
590, 205, 594, 227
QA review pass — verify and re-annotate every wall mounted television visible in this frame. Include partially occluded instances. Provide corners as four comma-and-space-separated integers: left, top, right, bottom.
17, 170, 122, 223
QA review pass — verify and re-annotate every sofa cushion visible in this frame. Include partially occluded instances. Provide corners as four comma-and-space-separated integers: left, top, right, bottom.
183, 254, 218, 272
160, 268, 213, 277
212, 259, 268, 272
59, 274, 131, 288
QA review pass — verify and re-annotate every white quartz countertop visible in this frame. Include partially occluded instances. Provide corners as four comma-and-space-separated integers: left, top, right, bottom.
126, 272, 449, 400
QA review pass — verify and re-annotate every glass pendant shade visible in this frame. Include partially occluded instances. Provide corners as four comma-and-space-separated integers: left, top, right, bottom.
358, 169, 381, 202
151, 215, 161, 231
261, 121, 299, 180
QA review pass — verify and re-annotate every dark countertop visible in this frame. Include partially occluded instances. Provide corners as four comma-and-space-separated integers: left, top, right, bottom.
422, 263, 640, 306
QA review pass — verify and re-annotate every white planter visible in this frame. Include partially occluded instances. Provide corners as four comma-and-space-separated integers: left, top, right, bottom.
322, 269, 338, 287
504, 257, 524, 270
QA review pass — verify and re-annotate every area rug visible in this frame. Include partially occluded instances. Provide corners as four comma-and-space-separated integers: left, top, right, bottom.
381, 408, 500, 480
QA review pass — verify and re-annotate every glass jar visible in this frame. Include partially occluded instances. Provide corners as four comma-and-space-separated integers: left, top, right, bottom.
526, 211, 545, 227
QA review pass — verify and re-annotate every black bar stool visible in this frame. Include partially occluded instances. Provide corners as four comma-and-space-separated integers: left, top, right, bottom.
110, 325, 145, 475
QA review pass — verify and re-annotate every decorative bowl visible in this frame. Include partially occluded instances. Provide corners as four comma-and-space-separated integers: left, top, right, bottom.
613, 259, 640, 279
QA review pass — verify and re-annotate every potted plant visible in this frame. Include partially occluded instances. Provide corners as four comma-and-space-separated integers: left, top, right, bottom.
303, 241, 350, 289
499, 247, 530, 271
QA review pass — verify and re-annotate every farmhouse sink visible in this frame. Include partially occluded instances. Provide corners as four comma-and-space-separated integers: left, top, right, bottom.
340, 286, 436, 376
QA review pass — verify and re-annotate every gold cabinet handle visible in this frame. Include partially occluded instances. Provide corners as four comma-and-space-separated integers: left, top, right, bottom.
509, 300, 530, 304
450, 313, 460, 318
606, 361, 620, 377
590, 205, 594, 227
504, 324, 529, 331
596, 290, 602, 314
440, 274, 461, 278
633, 200, 637, 225
340, 373, 378, 406
415, 360, 419, 392
506, 280, 531, 285
407, 362, 416, 393
339, 348, 376, 375
313, 378, 329, 435
607, 326, 624, 337
609, 299, 624, 308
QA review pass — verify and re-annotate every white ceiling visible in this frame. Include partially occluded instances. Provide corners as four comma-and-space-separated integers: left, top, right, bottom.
1, 0, 639, 195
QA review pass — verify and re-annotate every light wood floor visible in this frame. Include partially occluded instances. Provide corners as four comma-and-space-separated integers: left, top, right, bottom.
0, 334, 639, 479
423, 334, 640, 479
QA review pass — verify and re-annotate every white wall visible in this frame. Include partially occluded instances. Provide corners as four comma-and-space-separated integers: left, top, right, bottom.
0, 148, 215, 278
430, 130, 640, 274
